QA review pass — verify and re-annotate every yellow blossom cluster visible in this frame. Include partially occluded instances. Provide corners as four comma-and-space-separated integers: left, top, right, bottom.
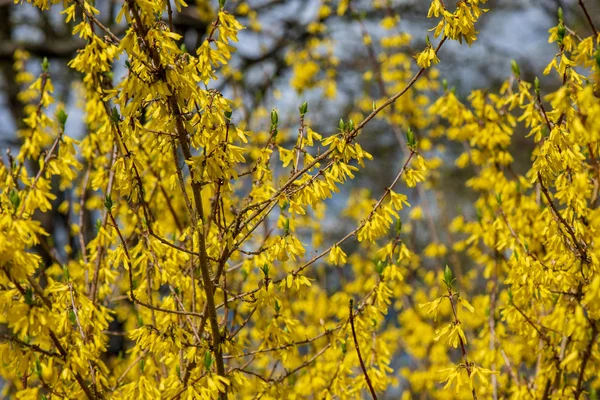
1, 0, 599, 399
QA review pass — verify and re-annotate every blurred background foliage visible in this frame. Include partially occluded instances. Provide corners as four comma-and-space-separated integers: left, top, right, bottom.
1, 0, 596, 274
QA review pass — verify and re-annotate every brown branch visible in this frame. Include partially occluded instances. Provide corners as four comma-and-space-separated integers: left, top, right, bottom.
537, 172, 588, 262
574, 323, 598, 398
0, 334, 61, 358
349, 299, 377, 400
578, 0, 598, 37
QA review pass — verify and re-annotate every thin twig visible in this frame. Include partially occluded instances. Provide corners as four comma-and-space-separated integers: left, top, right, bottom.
349, 299, 377, 400
578, 0, 598, 37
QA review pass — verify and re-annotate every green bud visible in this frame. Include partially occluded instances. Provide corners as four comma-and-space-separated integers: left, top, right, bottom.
442, 79, 448, 91
443, 265, 455, 289
508, 287, 513, 305
284, 218, 290, 235
511, 60, 520, 77
179, 43, 187, 53
557, 7, 563, 22
8, 189, 20, 210
63, 265, 70, 281
261, 263, 269, 277
375, 260, 386, 275
68, 309, 77, 326
104, 194, 113, 210
271, 109, 278, 125
534, 77, 540, 97
204, 351, 213, 369
224, 110, 232, 121
341, 341, 347, 354
219, 0, 226, 8
338, 118, 344, 131
139, 359, 145, 373
347, 119, 354, 132
41, 57, 49, 73
299, 101, 308, 116
395, 219, 402, 235
110, 107, 120, 124
274, 301, 281, 313
496, 193, 502, 205
425, 35, 431, 46
406, 128, 416, 148
557, 23, 566, 44
24, 287, 34, 305
372, 101, 376, 111
35, 358, 42, 379
57, 109, 68, 130
95, 219, 102, 233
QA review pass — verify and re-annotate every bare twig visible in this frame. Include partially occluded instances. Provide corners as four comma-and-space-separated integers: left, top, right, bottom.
349, 299, 377, 400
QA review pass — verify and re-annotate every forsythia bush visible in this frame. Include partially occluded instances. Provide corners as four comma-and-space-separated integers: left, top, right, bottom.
1, 0, 599, 399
